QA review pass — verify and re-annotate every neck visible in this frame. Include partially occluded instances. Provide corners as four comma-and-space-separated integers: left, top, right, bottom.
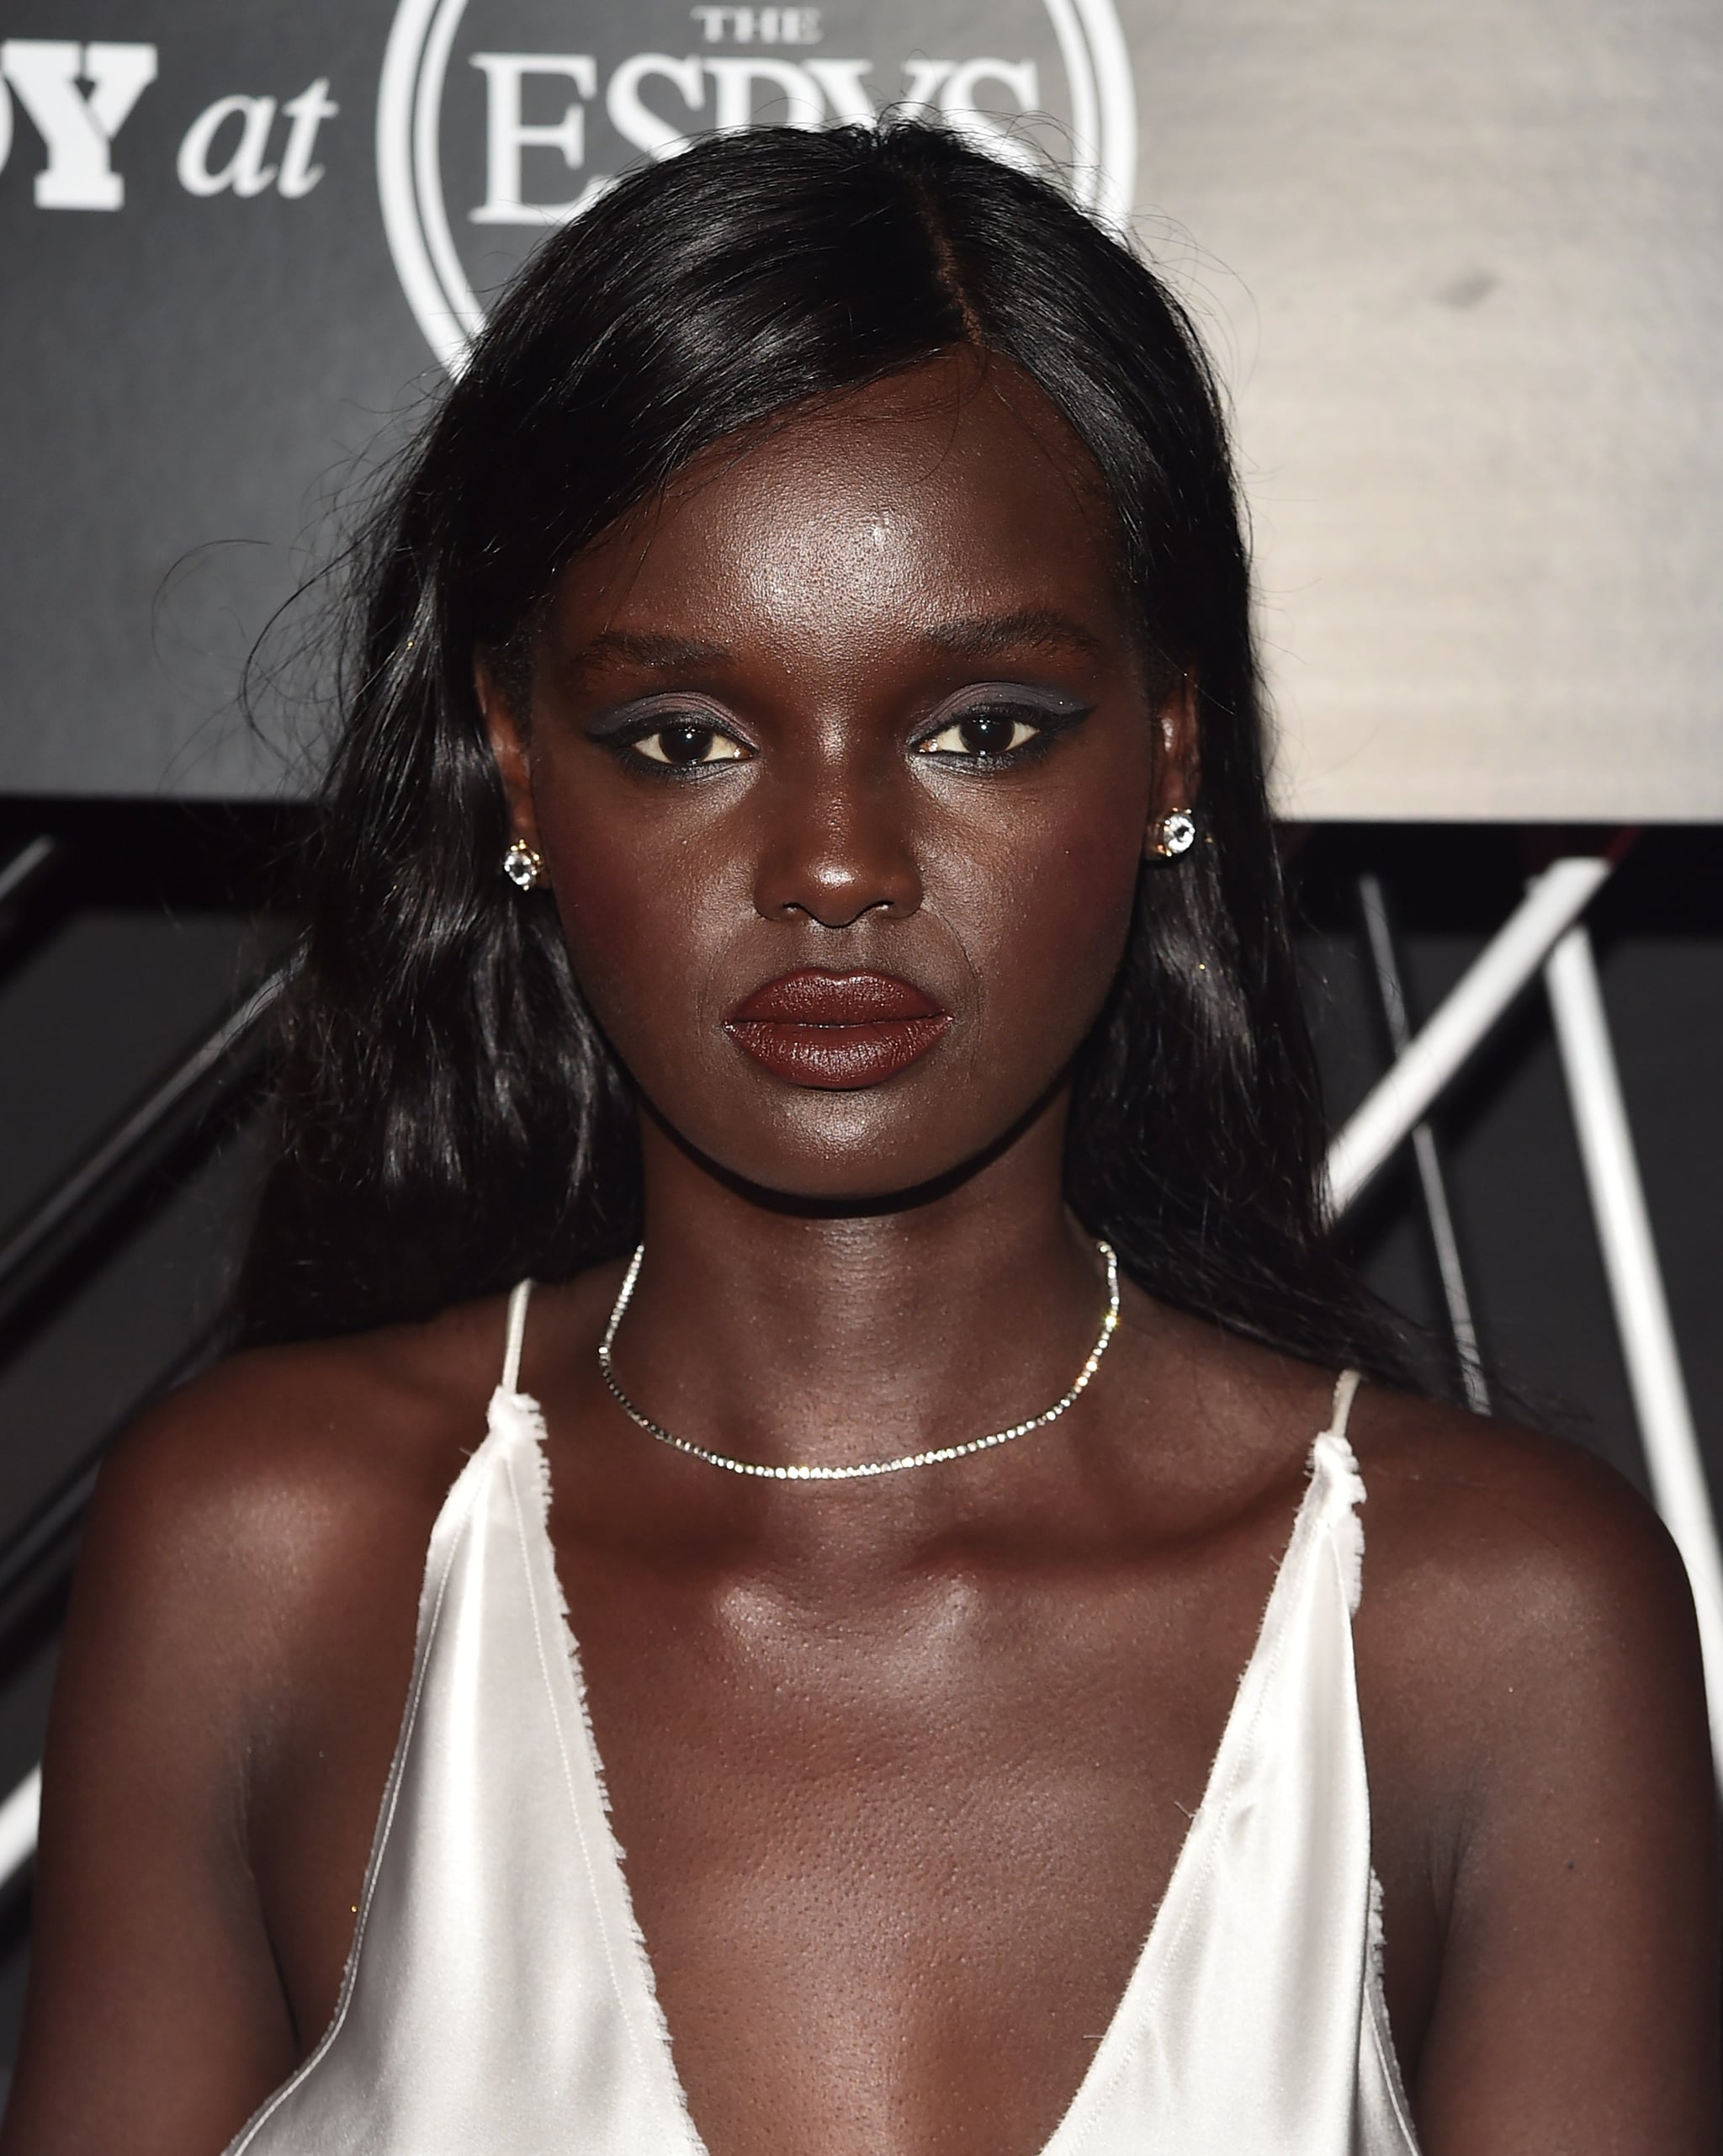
607, 1097, 1112, 1476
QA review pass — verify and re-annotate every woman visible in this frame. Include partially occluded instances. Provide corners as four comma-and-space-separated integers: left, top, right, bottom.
3, 123, 1715, 2155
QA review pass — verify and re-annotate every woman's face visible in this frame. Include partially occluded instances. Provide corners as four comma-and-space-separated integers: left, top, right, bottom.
486, 352, 1194, 1203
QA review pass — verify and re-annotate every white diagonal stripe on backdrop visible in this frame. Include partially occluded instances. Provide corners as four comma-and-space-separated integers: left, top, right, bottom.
1326, 856, 1614, 1217
1545, 924, 1723, 1777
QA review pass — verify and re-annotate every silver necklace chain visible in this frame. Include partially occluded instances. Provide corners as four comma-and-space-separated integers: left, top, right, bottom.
597, 1240, 1121, 1483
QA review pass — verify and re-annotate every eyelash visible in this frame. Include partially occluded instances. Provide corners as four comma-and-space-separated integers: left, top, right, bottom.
629, 720, 746, 768
597, 712, 748, 774
599, 699, 1082, 776
912, 705, 1076, 764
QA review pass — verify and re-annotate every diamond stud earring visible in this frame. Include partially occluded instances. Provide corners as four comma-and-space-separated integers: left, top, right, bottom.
501, 839, 545, 890
1153, 809, 1198, 858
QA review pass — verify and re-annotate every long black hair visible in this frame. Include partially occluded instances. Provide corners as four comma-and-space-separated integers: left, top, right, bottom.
241, 119, 1409, 1384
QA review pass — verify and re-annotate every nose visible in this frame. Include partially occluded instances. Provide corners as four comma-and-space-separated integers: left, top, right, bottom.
751, 748, 923, 930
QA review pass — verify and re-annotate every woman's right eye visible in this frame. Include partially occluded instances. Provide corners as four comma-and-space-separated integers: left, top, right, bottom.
629, 721, 747, 767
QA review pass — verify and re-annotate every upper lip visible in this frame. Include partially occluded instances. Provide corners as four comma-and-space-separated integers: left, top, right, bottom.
727, 969, 946, 1026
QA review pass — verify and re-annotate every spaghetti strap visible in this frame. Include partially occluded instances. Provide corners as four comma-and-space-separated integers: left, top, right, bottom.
501, 1280, 533, 1394
1327, 1367, 1363, 1443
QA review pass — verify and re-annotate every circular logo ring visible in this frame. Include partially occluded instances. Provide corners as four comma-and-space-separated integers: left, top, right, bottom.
379, 0, 1137, 373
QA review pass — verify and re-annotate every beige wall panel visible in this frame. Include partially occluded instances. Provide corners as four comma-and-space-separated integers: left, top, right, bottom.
1123, 0, 1723, 819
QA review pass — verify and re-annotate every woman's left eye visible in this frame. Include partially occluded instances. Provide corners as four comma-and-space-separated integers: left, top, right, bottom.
632, 722, 746, 767
915, 712, 1043, 760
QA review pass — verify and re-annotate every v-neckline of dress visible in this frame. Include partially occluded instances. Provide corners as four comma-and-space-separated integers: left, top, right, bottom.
503, 1377, 1361, 2156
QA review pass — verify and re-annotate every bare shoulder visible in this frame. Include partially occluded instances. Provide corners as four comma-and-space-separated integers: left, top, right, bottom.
1350, 1386, 1699, 1658
1345, 1384, 1711, 1815
1115, 1300, 1698, 1687
67, 1293, 517, 1704
103, 1296, 509, 1514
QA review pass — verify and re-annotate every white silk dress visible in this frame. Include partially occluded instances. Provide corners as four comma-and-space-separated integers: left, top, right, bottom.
225, 1287, 1420, 2155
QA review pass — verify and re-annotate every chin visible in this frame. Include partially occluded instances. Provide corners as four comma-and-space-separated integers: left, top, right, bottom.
666, 1084, 1053, 1214
711, 1131, 980, 1210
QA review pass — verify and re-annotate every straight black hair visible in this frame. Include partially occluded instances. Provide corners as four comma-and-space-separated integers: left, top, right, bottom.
241, 119, 1411, 1385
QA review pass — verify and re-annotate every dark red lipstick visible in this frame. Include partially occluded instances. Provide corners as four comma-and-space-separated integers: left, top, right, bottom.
724, 969, 952, 1089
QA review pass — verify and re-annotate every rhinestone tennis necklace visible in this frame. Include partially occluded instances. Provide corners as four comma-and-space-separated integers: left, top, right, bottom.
597, 1240, 1120, 1482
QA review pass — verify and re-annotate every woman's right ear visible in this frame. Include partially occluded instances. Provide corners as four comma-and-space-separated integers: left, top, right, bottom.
474, 654, 541, 855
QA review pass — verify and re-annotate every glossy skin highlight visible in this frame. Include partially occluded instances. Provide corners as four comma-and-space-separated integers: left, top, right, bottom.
3, 355, 1716, 2156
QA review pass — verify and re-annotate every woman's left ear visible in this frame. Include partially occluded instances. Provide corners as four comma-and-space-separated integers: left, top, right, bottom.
1142, 671, 1201, 863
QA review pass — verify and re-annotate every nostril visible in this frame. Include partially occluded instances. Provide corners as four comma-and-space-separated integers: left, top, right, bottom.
754, 840, 923, 929
770, 889, 909, 931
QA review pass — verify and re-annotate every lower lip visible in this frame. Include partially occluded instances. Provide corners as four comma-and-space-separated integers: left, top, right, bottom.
724, 1017, 952, 1089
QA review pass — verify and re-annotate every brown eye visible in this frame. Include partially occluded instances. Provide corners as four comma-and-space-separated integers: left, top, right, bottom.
634, 722, 745, 767
917, 712, 1041, 759
961, 714, 1019, 756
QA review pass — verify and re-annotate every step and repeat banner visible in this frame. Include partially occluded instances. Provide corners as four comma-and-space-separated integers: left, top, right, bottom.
2, 0, 1720, 815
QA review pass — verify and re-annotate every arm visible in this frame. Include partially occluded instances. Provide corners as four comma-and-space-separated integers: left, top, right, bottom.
1412, 1449, 1720, 2153
0, 1394, 300, 2155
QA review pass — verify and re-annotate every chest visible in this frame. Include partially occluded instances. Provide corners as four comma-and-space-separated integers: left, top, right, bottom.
565, 1547, 1275, 2153
252, 1433, 1439, 2156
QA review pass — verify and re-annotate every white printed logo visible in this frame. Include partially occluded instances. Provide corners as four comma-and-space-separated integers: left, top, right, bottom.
0, 40, 157, 210
378, 0, 1137, 372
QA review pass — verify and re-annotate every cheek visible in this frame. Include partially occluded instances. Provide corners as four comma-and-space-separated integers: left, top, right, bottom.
534, 783, 726, 1055
943, 783, 1148, 1041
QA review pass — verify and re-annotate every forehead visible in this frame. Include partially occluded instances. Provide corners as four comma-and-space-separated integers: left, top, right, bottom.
548, 353, 1126, 653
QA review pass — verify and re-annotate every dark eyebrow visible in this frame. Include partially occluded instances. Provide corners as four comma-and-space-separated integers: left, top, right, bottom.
561, 608, 1107, 685
913, 608, 1108, 661
561, 629, 731, 683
